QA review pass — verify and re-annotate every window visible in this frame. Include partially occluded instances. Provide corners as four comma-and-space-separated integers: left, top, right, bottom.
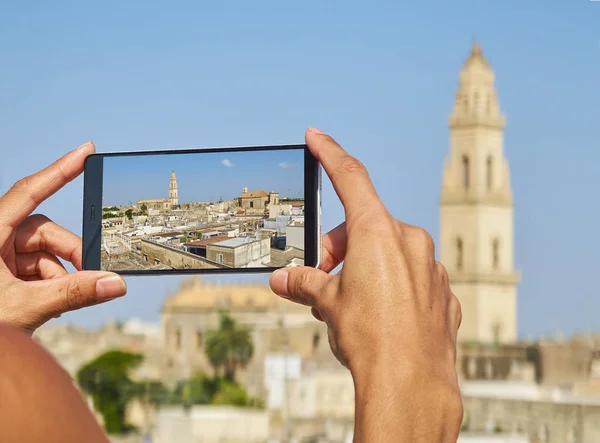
473, 92, 480, 112
154, 258, 160, 265
486, 155, 493, 190
462, 155, 470, 189
175, 328, 181, 350
456, 238, 464, 270
492, 238, 499, 269
216, 253, 224, 264
250, 201, 254, 208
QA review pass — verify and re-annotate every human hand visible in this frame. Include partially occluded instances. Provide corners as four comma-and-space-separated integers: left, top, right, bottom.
0, 142, 127, 334
269, 128, 463, 442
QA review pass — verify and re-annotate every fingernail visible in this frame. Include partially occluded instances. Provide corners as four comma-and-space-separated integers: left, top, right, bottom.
76, 141, 93, 151
96, 275, 127, 301
308, 127, 325, 135
271, 270, 290, 297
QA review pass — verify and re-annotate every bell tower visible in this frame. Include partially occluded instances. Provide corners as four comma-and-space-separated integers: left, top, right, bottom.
169, 171, 178, 207
440, 42, 520, 344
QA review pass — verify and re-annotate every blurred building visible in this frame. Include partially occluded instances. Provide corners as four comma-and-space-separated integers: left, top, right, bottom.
160, 277, 329, 395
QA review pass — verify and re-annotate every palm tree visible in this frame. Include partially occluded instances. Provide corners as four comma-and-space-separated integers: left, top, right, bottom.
204, 311, 254, 381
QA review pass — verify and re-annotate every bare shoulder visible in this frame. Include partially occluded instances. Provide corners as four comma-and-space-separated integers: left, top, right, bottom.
0, 323, 109, 443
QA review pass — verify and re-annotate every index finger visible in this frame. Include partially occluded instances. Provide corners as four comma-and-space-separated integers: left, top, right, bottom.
305, 128, 384, 222
0, 142, 95, 229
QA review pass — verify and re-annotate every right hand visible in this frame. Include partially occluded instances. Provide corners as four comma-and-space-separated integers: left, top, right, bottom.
270, 128, 463, 441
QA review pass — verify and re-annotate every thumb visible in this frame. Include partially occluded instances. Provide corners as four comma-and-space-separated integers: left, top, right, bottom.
270, 267, 332, 311
39, 271, 127, 316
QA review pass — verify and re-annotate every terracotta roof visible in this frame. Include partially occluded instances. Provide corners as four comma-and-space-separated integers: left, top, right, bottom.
240, 190, 269, 198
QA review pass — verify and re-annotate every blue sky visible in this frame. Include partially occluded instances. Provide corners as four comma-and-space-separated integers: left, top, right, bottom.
0, 0, 599, 339
102, 149, 304, 206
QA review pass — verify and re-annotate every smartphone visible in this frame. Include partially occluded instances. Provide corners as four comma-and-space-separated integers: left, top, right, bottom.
82, 144, 321, 275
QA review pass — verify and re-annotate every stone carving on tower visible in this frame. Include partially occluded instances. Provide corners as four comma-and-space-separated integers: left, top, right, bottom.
440, 42, 520, 344
169, 170, 178, 207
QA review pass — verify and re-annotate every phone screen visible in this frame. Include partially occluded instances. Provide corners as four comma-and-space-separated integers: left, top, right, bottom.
83, 145, 320, 274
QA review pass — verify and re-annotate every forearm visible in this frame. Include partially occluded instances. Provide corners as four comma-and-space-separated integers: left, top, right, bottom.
352, 365, 463, 443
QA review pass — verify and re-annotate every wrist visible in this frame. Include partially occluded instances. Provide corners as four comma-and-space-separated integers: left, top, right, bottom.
352, 359, 463, 442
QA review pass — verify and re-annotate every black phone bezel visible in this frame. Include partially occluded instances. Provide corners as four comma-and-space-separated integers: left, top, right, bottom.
82, 144, 320, 275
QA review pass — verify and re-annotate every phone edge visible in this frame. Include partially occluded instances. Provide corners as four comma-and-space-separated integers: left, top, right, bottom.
82, 144, 322, 274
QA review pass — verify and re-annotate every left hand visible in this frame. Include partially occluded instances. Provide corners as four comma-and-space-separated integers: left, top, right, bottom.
0, 142, 127, 334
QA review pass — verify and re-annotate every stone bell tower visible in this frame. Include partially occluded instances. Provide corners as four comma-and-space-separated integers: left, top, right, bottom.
440, 42, 520, 344
169, 170, 178, 207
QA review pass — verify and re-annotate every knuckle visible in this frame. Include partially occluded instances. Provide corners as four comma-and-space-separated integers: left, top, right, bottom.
11, 176, 30, 195
449, 293, 462, 328
293, 272, 314, 306
64, 280, 90, 311
412, 226, 435, 255
27, 213, 51, 225
436, 262, 450, 285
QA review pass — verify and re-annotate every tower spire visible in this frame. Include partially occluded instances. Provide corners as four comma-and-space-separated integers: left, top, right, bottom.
449, 42, 503, 130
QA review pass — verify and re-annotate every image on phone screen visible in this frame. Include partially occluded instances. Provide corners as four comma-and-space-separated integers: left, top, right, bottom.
82, 145, 320, 274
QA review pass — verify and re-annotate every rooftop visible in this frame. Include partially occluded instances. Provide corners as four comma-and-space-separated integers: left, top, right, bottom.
136, 199, 168, 204
154, 231, 184, 238
162, 278, 306, 311
184, 236, 230, 247
239, 190, 269, 198
212, 237, 260, 248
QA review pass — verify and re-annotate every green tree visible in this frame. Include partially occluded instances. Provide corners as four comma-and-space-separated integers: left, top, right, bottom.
210, 380, 249, 406
76, 351, 144, 434
173, 372, 220, 406
172, 373, 254, 407
140, 203, 147, 212
135, 380, 171, 407
125, 209, 133, 220
204, 311, 253, 381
